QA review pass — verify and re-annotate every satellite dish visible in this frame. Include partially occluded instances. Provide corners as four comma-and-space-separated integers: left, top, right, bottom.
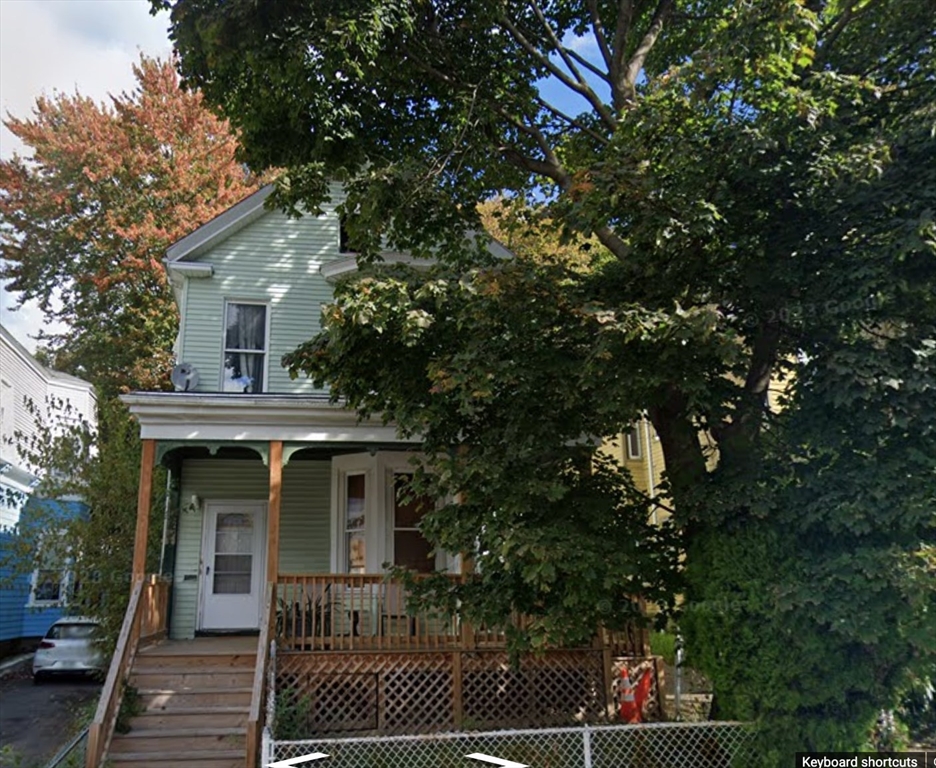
171, 363, 200, 392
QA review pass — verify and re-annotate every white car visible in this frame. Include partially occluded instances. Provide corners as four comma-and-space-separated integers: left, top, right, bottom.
32, 617, 105, 682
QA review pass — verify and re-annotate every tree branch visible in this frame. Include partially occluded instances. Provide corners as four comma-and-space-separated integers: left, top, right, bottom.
621, 0, 675, 104
564, 47, 612, 84
585, 0, 614, 73
816, 0, 883, 68
595, 224, 631, 262
499, 14, 617, 130
527, 0, 591, 88
611, 0, 635, 110
534, 96, 610, 145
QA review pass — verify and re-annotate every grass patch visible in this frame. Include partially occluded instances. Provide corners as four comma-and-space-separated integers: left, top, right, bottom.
649, 630, 677, 665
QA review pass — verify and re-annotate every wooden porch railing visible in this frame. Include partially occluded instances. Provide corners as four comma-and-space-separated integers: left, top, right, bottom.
277, 574, 463, 651
275, 574, 648, 654
86, 575, 170, 768
246, 582, 276, 768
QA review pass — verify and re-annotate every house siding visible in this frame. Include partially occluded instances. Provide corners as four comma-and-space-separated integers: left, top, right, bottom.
172, 457, 331, 638
178, 186, 345, 396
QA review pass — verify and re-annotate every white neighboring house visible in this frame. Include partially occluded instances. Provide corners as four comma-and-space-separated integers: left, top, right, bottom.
0, 324, 97, 529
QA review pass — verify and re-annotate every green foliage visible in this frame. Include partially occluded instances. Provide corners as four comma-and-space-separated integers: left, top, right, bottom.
274, 688, 313, 740
649, 631, 677, 666
115, 684, 141, 735
161, 0, 936, 759
897, 668, 936, 744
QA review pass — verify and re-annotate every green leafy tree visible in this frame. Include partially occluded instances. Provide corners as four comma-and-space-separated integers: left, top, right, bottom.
0, 55, 263, 398
158, 0, 936, 756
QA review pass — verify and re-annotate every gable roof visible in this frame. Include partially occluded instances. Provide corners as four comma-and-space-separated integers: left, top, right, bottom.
165, 184, 514, 268
165, 185, 274, 263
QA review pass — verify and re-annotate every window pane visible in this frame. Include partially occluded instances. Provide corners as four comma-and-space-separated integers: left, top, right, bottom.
346, 475, 365, 530
393, 474, 435, 572
34, 571, 62, 602
345, 474, 366, 573
222, 352, 264, 393
393, 475, 431, 528
346, 531, 366, 573
225, 304, 266, 350
394, 531, 434, 573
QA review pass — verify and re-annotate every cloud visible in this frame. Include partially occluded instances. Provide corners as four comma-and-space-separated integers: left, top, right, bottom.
0, 0, 172, 352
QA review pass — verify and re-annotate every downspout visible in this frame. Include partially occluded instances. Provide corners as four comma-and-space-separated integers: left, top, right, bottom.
158, 470, 172, 576
643, 417, 657, 525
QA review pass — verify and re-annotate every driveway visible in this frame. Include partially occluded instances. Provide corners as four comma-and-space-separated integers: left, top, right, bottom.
0, 668, 100, 765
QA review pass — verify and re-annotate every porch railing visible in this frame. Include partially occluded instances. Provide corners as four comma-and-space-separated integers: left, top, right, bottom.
275, 574, 648, 655
246, 581, 277, 768
276, 574, 462, 651
86, 575, 170, 768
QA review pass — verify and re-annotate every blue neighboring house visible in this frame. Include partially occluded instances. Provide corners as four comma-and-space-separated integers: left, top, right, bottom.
0, 324, 97, 657
0, 498, 89, 655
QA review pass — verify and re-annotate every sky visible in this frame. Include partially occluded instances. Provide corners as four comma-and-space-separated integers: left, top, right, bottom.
0, 0, 172, 353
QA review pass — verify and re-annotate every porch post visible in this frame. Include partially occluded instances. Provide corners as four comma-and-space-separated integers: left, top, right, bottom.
266, 440, 283, 583
131, 439, 156, 581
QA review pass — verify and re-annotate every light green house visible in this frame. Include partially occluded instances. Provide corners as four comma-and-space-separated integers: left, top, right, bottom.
123, 184, 483, 639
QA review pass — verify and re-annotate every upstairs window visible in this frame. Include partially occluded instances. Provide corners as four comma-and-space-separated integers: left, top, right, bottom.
222, 302, 267, 393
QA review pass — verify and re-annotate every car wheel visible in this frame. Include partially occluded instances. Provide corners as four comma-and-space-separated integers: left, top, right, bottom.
32, 672, 46, 685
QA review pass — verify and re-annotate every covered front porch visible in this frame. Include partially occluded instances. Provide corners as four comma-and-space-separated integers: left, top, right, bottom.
87, 393, 656, 768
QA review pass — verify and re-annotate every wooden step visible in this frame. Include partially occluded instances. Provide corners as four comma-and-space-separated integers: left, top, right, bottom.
134, 652, 256, 669
128, 707, 249, 729
109, 728, 245, 754
131, 669, 254, 689
137, 687, 253, 709
107, 750, 243, 768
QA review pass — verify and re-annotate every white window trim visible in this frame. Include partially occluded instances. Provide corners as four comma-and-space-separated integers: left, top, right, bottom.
220, 299, 271, 394
625, 426, 642, 460
28, 556, 71, 608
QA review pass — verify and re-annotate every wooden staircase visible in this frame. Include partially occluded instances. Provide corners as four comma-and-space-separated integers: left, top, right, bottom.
106, 638, 257, 768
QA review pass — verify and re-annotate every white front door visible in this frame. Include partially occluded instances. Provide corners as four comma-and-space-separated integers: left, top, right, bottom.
199, 502, 267, 631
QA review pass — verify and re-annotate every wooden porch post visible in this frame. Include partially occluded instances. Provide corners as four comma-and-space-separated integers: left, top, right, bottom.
131, 439, 156, 581
266, 440, 283, 583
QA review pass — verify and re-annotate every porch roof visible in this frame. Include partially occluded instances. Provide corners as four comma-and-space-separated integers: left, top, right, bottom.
120, 392, 420, 444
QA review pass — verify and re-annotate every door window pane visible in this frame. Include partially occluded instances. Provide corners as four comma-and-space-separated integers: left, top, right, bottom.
214, 513, 253, 594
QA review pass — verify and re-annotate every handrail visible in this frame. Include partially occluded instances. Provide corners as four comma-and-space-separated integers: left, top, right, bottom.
86, 578, 144, 768
246, 581, 276, 768
44, 725, 88, 768
85, 575, 170, 768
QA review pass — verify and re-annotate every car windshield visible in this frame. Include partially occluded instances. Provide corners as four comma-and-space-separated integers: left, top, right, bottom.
46, 623, 97, 640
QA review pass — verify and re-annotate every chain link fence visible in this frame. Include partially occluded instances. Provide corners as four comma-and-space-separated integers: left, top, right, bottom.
265, 721, 755, 768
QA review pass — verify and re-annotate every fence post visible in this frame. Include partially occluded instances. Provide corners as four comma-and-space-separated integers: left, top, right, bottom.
582, 724, 593, 768
261, 727, 272, 768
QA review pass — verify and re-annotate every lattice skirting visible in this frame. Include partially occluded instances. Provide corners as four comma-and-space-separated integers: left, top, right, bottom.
276, 651, 662, 738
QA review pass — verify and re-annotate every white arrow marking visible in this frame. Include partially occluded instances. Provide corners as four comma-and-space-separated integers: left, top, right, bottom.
466, 752, 529, 768
266, 753, 329, 768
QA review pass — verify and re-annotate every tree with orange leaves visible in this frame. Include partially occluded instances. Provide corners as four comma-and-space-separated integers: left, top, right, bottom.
0, 56, 262, 396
